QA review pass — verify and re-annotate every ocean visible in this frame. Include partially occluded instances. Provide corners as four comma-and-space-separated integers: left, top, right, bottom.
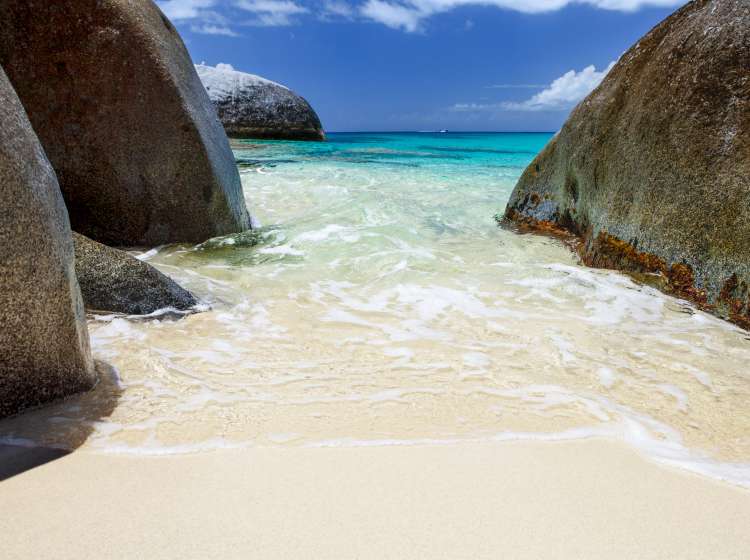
5, 132, 750, 485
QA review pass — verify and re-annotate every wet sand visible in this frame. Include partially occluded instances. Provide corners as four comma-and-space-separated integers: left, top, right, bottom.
2, 439, 749, 559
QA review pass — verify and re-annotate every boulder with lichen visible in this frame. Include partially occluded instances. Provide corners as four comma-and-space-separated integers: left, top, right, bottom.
504, 0, 750, 328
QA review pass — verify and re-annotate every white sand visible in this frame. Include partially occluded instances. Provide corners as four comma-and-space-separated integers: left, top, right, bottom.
1, 439, 749, 559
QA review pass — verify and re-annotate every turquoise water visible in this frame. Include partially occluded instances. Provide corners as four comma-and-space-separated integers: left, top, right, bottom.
235, 131, 548, 170
4, 132, 750, 486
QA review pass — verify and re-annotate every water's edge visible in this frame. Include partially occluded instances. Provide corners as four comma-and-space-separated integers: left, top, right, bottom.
2, 133, 749, 488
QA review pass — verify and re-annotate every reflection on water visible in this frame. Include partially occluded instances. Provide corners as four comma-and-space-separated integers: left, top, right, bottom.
2, 133, 750, 486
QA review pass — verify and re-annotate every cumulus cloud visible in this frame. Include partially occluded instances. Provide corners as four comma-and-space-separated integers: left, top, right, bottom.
361, 0, 424, 31
158, 0, 219, 20
191, 23, 241, 35
359, 0, 684, 32
322, 0, 356, 18
452, 61, 616, 113
157, 0, 307, 31
158, 0, 246, 35
157, 0, 684, 35
235, 0, 308, 26
503, 61, 616, 110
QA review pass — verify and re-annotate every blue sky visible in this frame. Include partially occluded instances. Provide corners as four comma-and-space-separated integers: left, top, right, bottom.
158, 0, 685, 132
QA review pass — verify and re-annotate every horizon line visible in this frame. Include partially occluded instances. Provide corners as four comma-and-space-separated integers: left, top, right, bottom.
325, 130, 557, 134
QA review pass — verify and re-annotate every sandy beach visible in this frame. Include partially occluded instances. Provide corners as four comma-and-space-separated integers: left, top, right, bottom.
2, 3, 749, 559
2, 439, 749, 559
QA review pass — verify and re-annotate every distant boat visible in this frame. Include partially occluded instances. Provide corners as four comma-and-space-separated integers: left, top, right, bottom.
439, 129, 448, 133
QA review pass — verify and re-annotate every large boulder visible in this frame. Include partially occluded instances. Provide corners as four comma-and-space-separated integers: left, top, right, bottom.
73, 233, 199, 316
0, 0, 252, 247
0, 66, 96, 419
196, 63, 325, 141
504, 0, 750, 329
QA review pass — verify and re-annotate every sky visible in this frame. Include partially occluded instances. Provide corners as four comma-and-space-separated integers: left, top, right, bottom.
157, 0, 686, 132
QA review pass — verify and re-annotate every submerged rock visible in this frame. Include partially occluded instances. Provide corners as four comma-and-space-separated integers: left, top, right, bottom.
73, 234, 199, 316
0, 0, 251, 247
0, 66, 96, 419
196, 63, 325, 141
504, 0, 750, 328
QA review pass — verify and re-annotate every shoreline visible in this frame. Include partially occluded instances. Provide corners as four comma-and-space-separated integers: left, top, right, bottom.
2, 438, 749, 559
5, 403, 750, 489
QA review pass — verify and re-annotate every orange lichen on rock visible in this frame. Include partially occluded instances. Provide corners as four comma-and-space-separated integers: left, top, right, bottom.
502, 1, 750, 331
503, 216, 724, 320
718, 274, 750, 329
582, 232, 664, 275
667, 263, 708, 306
582, 232, 708, 306
501, 208, 581, 252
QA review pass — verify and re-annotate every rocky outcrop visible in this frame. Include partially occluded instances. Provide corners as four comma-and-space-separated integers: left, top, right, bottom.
0, 0, 252, 247
73, 234, 199, 316
504, 0, 750, 328
0, 67, 96, 419
196, 63, 325, 141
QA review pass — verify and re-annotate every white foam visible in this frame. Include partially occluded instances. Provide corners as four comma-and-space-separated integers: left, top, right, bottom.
681, 364, 714, 389
134, 247, 161, 261
42, 132, 748, 494
296, 224, 360, 244
597, 367, 617, 388
657, 384, 689, 412
259, 245, 305, 256
301, 426, 750, 488
462, 352, 491, 368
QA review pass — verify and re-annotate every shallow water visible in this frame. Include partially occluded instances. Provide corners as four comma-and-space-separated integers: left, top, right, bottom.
3, 132, 750, 485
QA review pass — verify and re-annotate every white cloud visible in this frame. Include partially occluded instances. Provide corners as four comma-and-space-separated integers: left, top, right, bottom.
451, 102, 503, 111
158, 0, 219, 20
451, 61, 616, 113
158, 0, 243, 35
158, 0, 308, 30
157, 0, 236, 35
191, 23, 241, 35
235, 0, 308, 26
503, 61, 615, 110
157, 0, 685, 35
361, 0, 424, 31
359, 0, 684, 32
322, 0, 356, 18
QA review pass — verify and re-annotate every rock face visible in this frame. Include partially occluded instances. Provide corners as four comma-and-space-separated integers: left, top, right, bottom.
196, 63, 325, 141
505, 0, 750, 328
0, 67, 96, 419
73, 234, 199, 316
0, 0, 252, 247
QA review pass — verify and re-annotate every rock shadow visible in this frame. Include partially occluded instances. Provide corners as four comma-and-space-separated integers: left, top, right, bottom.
0, 360, 122, 481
